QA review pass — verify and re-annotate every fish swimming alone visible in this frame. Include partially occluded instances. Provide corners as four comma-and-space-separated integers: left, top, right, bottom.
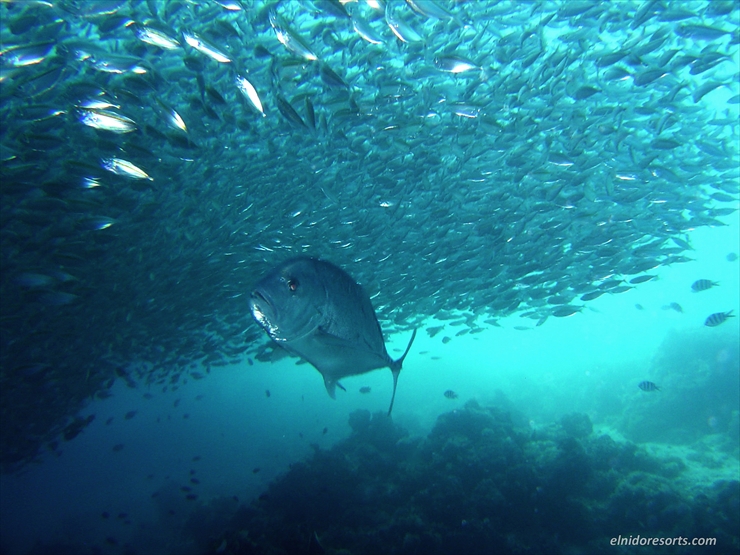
638, 381, 660, 392
250, 256, 416, 415
704, 311, 735, 327
691, 279, 719, 292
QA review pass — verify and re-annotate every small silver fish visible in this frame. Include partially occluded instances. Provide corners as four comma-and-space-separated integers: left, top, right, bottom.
183, 31, 231, 63
385, 3, 422, 43
629, 275, 657, 284
268, 11, 317, 61
0, 41, 55, 67
79, 109, 136, 133
352, 15, 384, 44
154, 99, 187, 133
433, 55, 478, 74
406, 0, 455, 20
101, 157, 152, 180
134, 25, 180, 50
235, 75, 265, 116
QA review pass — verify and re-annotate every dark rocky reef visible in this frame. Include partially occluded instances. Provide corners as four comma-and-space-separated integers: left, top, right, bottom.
199, 401, 738, 555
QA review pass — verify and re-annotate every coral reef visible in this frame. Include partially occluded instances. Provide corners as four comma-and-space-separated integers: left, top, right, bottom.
203, 401, 738, 555
620, 329, 740, 443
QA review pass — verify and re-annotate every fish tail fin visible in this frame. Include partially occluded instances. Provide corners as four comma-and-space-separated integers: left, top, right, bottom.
309, 530, 325, 554
390, 328, 417, 372
387, 329, 417, 416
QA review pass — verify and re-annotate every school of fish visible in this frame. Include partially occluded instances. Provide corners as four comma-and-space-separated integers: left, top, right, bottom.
0, 0, 738, 471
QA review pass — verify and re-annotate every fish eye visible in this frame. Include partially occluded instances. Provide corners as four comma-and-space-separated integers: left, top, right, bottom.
287, 278, 298, 292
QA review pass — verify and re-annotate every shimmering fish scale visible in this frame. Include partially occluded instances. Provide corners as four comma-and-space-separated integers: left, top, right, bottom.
235, 76, 265, 116
101, 158, 152, 180
78, 109, 136, 133
269, 10, 317, 61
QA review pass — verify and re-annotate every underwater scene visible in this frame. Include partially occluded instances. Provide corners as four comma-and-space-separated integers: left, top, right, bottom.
1, 0, 739, 554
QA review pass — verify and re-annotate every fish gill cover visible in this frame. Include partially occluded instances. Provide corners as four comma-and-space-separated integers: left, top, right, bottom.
0, 0, 738, 476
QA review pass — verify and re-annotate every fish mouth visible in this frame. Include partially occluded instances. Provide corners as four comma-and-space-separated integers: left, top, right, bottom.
250, 289, 278, 336
250, 289, 268, 306
250, 289, 272, 317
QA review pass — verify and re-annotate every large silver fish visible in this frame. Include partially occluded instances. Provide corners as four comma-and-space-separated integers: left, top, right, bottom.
250, 257, 416, 415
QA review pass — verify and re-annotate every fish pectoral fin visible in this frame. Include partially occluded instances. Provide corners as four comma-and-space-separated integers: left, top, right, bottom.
323, 375, 338, 399
322, 374, 346, 398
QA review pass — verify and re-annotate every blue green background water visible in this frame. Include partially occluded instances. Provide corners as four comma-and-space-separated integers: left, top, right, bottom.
1, 212, 737, 554
0, 0, 739, 553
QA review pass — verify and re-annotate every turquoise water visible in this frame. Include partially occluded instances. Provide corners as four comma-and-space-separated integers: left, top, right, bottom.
1, 0, 739, 553
1, 246, 738, 553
